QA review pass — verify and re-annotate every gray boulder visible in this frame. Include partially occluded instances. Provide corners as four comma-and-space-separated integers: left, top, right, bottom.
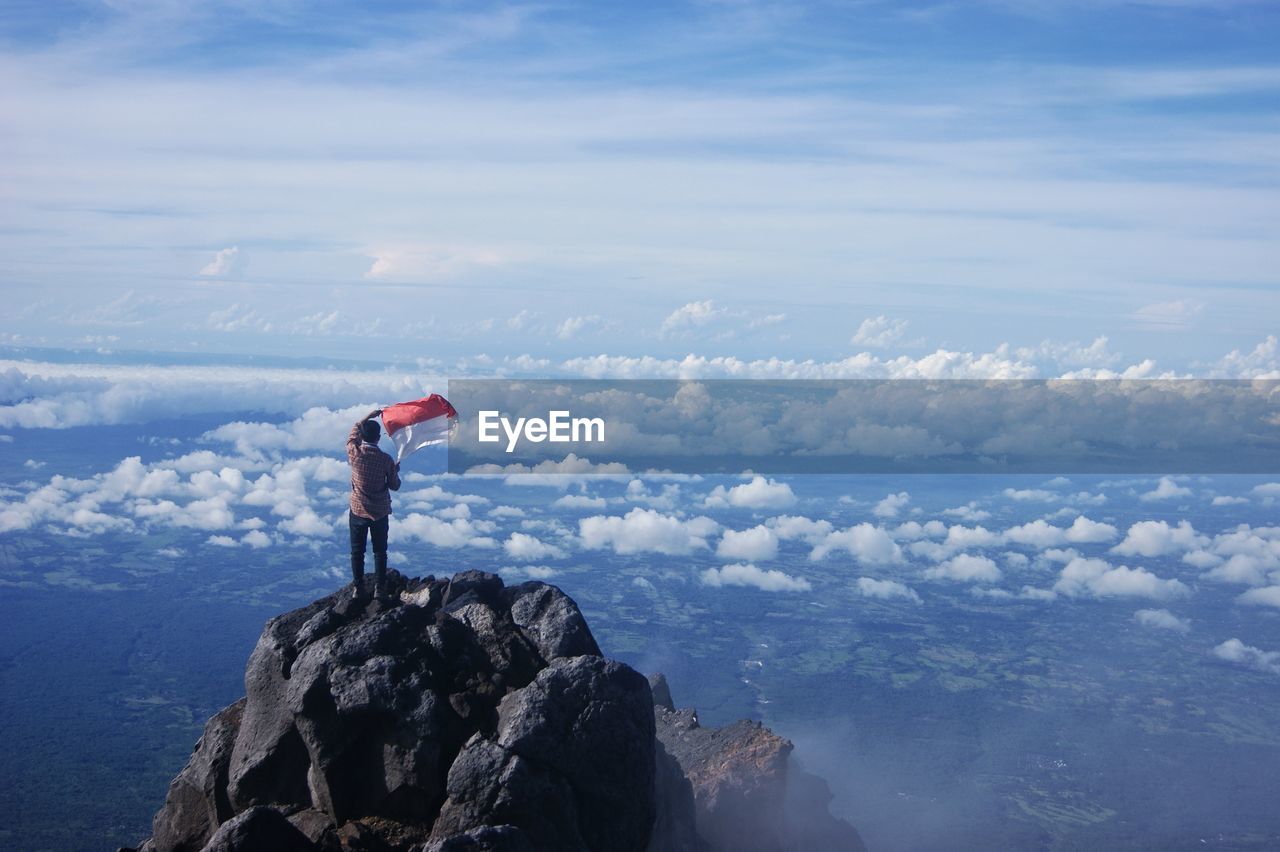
143, 570, 652, 852
198, 806, 314, 852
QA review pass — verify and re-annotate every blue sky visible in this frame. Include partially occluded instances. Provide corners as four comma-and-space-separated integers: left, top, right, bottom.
1, 0, 1277, 371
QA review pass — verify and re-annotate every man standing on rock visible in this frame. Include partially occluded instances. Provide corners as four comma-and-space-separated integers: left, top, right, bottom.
347, 408, 400, 599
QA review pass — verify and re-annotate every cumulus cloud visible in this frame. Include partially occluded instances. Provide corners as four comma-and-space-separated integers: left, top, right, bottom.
892, 520, 947, 541
199, 246, 242, 277
1254, 483, 1280, 499
924, 554, 1001, 583
395, 513, 499, 549
1237, 586, 1280, 608
1053, 556, 1189, 600
943, 502, 991, 522
661, 300, 724, 335
556, 314, 606, 340
1140, 476, 1193, 502
766, 515, 834, 544
1112, 520, 1207, 557
856, 576, 922, 603
1003, 519, 1067, 548
851, 316, 908, 348
700, 563, 811, 592
579, 508, 717, 555
872, 491, 911, 519
703, 476, 796, 509
1064, 515, 1118, 543
552, 494, 608, 511
1212, 638, 1280, 675
503, 532, 565, 561
1202, 554, 1271, 586
716, 525, 780, 561
811, 523, 903, 564
1134, 608, 1190, 632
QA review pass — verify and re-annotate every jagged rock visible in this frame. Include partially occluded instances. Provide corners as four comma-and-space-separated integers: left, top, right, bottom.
416, 824, 535, 852
649, 737, 706, 852
152, 698, 246, 852
143, 571, 658, 852
139, 570, 863, 852
198, 806, 314, 852
504, 581, 602, 660
653, 697, 866, 852
494, 655, 656, 851
648, 673, 675, 712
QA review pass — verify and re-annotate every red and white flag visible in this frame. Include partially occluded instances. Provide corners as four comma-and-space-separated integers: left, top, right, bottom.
380, 394, 458, 462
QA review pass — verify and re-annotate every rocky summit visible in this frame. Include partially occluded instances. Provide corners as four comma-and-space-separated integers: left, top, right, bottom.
125, 569, 864, 852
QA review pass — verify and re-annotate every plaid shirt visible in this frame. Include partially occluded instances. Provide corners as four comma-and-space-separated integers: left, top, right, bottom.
347, 423, 401, 519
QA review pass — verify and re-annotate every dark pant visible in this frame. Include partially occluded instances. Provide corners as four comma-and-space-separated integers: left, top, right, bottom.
349, 511, 389, 590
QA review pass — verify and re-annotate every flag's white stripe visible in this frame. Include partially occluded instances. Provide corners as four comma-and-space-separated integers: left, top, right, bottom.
389, 414, 454, 462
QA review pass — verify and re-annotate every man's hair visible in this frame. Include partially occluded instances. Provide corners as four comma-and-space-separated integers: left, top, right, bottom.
360, 420, 381, 443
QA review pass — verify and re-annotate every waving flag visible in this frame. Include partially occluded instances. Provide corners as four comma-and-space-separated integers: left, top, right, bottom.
380, 394, 458, 462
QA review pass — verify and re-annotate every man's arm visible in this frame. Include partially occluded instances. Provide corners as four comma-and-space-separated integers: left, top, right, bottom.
347, 409, 382, 460
387, 460, 401, 492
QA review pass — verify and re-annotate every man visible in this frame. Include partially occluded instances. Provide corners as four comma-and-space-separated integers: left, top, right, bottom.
347, 408, 401, 599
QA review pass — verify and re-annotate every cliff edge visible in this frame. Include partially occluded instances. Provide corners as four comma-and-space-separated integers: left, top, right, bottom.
125, 569, 863, 852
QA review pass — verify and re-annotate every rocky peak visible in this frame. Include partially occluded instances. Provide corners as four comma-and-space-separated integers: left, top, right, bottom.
127, 570, 863, 852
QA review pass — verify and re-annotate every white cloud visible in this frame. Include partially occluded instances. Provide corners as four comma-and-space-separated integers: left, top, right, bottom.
716, 525, 780, 561
1064, 515, 1118, 543
1003, 551, 1030, 568
851, 315, 908, 348
363, 243, 504, 282
703, 476, 796, 509
504, 565, 560, 580
872, 491, 911, 519
556, 314, 606, 339
766, 514, 834, 544
1211, 495, 1249, 506
243, 529, 272, 548
892, 520, 947, 540
1140, 476, 1193, 502
278, 507, 333, 537
1003, 488, 1057, 502
395, 513, 499, 548
856, 576, 922, 604
579, 508, 717, 555
661, 300, 724, 335
924, 554, 1002, 584
1253, 483, 1280, 498
207, 534, 237, 547
503, 532, 565, 560
0, 361, 445, 430
1202, 554, 1271, 586
1212, 638, 1280, 675
1053, 556, 1189, 600
1003, 519, 1067, 548
943, 502, 991, 522
1134, 608, 1190, 632
552, 494, 608, 511
199, 246, 242, 277
811, 522, 903, 564
487, 505, 525, 518
1112, 520, 1207, 557
1238, 586, 1280, 609
700, 562, 811, 592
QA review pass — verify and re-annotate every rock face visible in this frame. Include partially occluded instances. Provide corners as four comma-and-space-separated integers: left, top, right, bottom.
131, 570, 864, 852
650, 674, 868, 852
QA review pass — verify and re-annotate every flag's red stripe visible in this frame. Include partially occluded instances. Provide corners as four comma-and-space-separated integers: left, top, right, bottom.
381, 394, 457, 435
